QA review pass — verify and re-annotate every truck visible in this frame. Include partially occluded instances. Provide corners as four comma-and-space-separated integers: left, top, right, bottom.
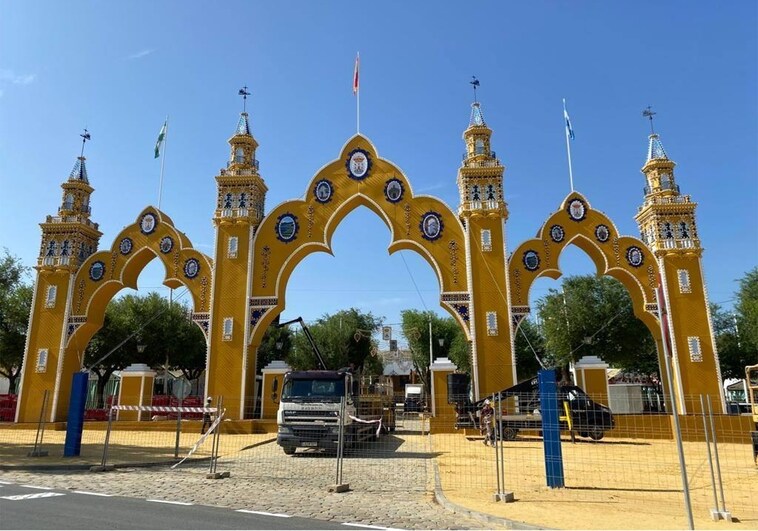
274, 317, 395, 455
404, 383, 425, 412
448, 373, 615, 441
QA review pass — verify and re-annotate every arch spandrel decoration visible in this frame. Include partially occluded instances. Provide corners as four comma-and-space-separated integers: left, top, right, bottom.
66, 207, 214, 352
508, 192, 661, 334
249, 135, 471, 343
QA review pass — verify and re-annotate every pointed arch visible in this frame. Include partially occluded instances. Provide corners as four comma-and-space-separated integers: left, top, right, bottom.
65, 207, 214, 354
508, 192, 661, 335
249, 135, 471, 345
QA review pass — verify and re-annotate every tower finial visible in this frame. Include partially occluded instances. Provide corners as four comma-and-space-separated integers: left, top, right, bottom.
470, 76, 480, 103
80, 128, 91, 158
238, 86, 250, 113
643, 106, 656, 135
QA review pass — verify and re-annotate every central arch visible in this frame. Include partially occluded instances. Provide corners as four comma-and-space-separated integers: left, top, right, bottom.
248, 135, 472, 350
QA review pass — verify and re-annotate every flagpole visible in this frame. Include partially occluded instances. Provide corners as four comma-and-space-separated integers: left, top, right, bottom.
563, 99, 575, 192
356, 52, 360, 134
158, 116, 168, 210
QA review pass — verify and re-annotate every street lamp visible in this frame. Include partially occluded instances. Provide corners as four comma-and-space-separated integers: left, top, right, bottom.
137, 344, 146, 355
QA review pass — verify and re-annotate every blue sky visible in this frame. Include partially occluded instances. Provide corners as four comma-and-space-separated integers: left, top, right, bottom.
1, 2, 756, 348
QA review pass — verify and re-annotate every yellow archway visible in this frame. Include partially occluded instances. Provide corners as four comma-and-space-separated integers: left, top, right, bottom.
16, 207, 212, 421
247, 135, 471, 347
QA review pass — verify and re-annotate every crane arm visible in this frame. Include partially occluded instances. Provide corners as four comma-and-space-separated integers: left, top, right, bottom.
276, 316, 328, 371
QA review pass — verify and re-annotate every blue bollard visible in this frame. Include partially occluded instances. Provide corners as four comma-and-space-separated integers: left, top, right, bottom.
538, 369, 565, 488
63, 372, 88, 457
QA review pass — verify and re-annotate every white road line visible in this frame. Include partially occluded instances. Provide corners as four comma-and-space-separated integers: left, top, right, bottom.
341, 525, 388, 530
73, 491, 113, 497
2, 492, 66, 501
236, 509, 292, 518
146, 499, 194, 506
0, 481, 11, 485
20, 485, 52, 490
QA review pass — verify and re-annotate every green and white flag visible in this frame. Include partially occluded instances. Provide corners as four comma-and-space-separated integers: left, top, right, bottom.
154, 121, 167, 158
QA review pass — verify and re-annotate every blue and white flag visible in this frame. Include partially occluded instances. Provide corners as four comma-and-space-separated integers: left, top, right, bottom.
563, 100, 575, 140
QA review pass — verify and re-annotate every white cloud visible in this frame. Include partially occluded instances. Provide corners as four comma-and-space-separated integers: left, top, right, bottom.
0, 69, 36, 85
127, 49, 155, 60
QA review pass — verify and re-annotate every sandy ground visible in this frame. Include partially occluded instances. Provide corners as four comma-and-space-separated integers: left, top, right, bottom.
434, 433, 758, 530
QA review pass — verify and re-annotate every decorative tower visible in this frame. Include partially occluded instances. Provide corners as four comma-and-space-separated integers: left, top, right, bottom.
456, 98, 514, 399
207, 93, 268, 419
16, 133, 102, 422
635, 131, 723, 413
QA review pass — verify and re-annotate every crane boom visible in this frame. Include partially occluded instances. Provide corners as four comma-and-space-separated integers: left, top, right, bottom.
276, 316, 328, 370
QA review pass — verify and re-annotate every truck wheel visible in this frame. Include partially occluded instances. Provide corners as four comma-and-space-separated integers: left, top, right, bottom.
588, 428, 605, 441
502, 428, 518, 441
578, 431, 589, 438
282, 446, 296, 455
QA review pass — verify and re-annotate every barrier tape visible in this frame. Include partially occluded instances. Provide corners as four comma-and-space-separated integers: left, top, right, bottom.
110, 405, 218, 413
348, 414, 383, 436
172, 408, 226, 469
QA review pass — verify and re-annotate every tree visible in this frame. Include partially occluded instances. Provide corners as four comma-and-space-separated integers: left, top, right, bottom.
734, 267, 758, 357
711, 268, 758, 380
85, 292, 207, 407
513, 318, 546, 380
0, 250, 33, 393
536, 275, 657, 381
286, 308, 383, 373
400, 309, 469, 392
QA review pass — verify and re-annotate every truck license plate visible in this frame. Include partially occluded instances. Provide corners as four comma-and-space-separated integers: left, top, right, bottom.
302, 441, 317, 447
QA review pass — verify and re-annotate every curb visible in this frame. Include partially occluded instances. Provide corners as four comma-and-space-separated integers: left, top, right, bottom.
432, 462, 547, 530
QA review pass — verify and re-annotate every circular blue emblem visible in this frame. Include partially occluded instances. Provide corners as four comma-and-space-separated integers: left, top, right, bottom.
384, 178, 405, 203
276, 213, 299, 243
183, 258, 200, 279
313, 179, 334, 204
160, 236, 174, 254
626, 246, 644, 268
346, 149, 372, 181
119, 237, 133, 255
549, 225, 565, 243
595, 224, 610, 243
420, 212, 443, 241
89, 261, 106, 281
523, 250, 541, 271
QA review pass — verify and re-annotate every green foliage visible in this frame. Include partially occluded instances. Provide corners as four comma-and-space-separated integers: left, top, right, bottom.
0, 250, 33, 393
536, 275, 657, 375
711, 268, 758, 379
735, 267, 758, 356
400, 309, 470, 390
286, 308, 383, 373
513, 318, 546, 380
256, 324, 293, 372
85, 292, 207, 406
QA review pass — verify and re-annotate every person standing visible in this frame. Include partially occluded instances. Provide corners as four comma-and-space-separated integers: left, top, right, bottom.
201, 397, 214, 434
480, 399, 494, 446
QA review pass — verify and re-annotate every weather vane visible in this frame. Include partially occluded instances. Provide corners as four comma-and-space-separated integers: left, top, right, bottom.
80, 128, 91, 157
470, 76, 480, 103
238, 86, 251, 113
642, 106, 656, 134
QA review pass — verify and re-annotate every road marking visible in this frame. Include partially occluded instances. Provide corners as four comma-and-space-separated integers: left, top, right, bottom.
341, 525, 389, 530
146, 499, 193, 506
236, 509, 292, 518
0, 481, 11, 485
1, 492, 66, 501
73, 491, 113, 497
20, 485, 52, 490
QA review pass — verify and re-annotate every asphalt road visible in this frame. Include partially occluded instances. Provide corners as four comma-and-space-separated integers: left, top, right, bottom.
0, 482, 359, 530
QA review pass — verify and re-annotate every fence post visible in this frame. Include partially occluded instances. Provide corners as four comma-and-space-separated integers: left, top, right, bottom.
174, 394, 183, 459
28, 390, 49, 457
330, 394, 349, 492
700, 394, 721, 520
707, 395, 731, 520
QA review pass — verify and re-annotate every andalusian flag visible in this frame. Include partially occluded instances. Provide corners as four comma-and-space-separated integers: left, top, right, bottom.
353, 53, 360, 95
154, 121, 167, 158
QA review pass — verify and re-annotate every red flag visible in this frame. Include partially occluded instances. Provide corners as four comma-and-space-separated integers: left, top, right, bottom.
353, 53, 360, 95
